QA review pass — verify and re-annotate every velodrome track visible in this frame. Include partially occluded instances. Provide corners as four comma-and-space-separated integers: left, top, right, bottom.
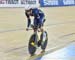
0, 6, 75, 60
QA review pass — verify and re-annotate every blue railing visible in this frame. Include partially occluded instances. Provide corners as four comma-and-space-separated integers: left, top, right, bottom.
40, 0, 75, 7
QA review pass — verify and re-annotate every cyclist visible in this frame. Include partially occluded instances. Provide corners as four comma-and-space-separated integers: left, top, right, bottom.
25, 7, 45, 31
25, 7, 46, 53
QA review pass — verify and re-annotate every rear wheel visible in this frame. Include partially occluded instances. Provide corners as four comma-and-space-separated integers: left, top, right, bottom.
39, 31, 48, 51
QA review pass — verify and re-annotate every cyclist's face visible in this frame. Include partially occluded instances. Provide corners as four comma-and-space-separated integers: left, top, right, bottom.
27, 11, 31, 15
27, 10, 32, 15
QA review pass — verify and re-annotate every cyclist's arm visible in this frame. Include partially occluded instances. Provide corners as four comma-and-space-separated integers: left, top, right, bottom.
25, 12, 31, 28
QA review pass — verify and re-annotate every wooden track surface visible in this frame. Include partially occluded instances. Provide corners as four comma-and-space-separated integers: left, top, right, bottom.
0, 6, 75, 60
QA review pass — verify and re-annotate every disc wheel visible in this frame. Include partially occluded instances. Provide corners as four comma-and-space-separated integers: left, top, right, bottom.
28, 34, 38, 56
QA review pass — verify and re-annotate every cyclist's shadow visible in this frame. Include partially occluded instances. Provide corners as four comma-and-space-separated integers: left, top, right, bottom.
27, 52, 45, 60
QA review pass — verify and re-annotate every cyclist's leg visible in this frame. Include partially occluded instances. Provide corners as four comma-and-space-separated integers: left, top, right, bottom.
39, 16, 47, 53
33, 18, 39, 32
34, 18, 39, 27
38, 16, 45, 32
39, 15, 45, 26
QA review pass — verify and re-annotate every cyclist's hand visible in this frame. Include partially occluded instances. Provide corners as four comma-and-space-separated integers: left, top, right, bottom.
26, 27, 29, 31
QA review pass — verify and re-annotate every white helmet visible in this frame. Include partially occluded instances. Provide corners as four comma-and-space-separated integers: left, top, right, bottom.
25, 5, 32, 11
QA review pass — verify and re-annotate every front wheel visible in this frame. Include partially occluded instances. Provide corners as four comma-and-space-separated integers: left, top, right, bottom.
28, 34, 38, 56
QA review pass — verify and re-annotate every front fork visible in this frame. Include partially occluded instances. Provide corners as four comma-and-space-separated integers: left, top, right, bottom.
31, 29, 38, 48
